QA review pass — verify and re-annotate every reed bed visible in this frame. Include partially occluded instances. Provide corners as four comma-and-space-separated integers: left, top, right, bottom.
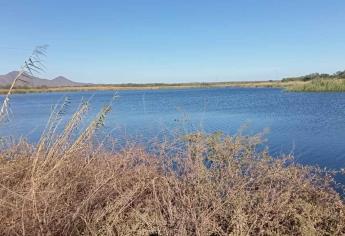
287, 79, 345, 92
0, 105, 344, 235
5, 77, 345, 95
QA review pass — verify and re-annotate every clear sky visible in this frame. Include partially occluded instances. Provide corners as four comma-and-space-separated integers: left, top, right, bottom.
0, 0, 345, 83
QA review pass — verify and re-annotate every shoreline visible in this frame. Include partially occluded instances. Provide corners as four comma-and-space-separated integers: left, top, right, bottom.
1, 79, 344, 94
0, 81, 288, 94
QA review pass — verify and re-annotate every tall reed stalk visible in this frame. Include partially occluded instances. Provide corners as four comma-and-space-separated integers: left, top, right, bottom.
0, 45, 48, 123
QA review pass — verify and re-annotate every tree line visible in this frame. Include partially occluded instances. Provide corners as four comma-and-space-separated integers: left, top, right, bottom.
282, 70, 345, 82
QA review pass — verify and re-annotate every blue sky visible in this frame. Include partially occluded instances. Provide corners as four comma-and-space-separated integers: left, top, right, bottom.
0, 0, 345, 83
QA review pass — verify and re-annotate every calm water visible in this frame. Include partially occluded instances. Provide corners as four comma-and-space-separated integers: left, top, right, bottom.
1, 87, 345, 169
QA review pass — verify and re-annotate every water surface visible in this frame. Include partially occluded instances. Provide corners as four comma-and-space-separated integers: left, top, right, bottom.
1, 88, 345, 169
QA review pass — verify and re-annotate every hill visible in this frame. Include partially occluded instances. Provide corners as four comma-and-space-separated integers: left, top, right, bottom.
0, 71, 86, 87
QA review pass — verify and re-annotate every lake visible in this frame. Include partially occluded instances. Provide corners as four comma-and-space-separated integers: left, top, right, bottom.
1, 87, 345, 169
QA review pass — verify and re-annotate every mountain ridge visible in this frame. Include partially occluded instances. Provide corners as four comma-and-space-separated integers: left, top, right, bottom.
0, 71, 87, 87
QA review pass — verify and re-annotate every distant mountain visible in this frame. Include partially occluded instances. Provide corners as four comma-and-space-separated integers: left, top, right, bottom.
0, 71, 86, 87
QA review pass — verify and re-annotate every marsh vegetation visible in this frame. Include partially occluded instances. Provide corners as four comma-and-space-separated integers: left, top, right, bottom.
1, 120, 345, 235
0, 47, 345, 235
3, 78, 345, 94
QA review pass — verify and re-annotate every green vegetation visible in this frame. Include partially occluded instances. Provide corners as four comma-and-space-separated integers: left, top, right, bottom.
287, 79, 345, 92
281, 70, 345, 92
3, 77, 345, 94
282, 70, 345, 82
3, 65, 345, 94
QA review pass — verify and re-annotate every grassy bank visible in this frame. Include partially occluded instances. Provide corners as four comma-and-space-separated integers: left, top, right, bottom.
286, 79, 345, 92
1, 52, 345, 94
3, 79, 344, 94
0, 81, 290, 94
0, 100, 344, 235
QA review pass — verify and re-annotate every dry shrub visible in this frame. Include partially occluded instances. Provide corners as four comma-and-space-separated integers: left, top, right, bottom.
1, 48, 343, 235
0, 130, 344, 236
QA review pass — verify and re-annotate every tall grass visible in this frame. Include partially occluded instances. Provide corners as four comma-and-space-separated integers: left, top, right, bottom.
287, 78, 345, 92
0, 105, 344, 235
0, 45, 47, 122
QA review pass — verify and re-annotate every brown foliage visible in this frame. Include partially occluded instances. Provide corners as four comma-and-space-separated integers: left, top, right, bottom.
0, 132, 344, 235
